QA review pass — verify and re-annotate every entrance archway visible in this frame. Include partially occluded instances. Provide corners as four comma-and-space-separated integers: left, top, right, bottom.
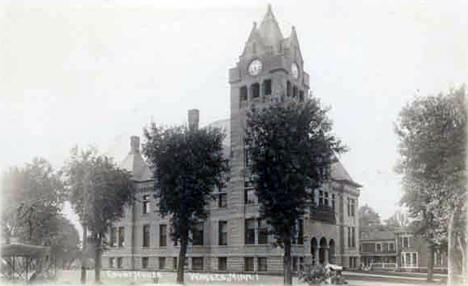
319, 237, 327, 264
311, 238, 318, 265
329, 239, 335, 264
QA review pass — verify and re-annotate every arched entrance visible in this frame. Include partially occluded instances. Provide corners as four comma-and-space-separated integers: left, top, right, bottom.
329, 239, 336, 264
319, 237, 327, 264
311, 238, 318, 265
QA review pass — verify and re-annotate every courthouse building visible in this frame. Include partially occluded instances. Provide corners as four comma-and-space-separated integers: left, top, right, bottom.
103, 5, 361, 274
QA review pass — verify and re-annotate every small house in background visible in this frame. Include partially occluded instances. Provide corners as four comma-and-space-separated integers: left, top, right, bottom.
359, 229, 448, 273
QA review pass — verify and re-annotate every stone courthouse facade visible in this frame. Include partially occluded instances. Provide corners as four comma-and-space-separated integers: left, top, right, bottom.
103, 5, 361, 274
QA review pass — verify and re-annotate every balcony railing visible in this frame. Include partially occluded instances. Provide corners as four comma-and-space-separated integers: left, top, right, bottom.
309, 205, 336, 224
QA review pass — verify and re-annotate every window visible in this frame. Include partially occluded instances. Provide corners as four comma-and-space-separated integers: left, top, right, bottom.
258, 257, 267, 271
389, 242, 395, 252
263, 79, 272, 96
109, 257, 115, 268
347, 227, 351, 247
347, 198, 355, 216
292, 257, 298, 272
219, 221, 228, 245
159, 225, 167, 247
240, 86, 248, 101
319, 190, 324, 206
110, 227, 117, 247
245, 219, 255, 244
287, 81, 291, 97
118, 227, 125, 247
117, 257, 123, 268
352, 227, 356, 247
173, 257, 177, 270
143, 225, 150, 247
293, 86, 298, 98
299, 257, 304, 271
401, 252, 418, 267
244, 188, 255, 204
250, 83, 260, 98
142, 195, 150, 214
142, 257, 149, 269
324, 192, 329, 207
218, 257, 227, 271
331, 194, 336, 210
192, 257, 204, 271
218, 193, 227, 208
299, 90, 304, 101
296, 219, 304, 245
258, 219, 268, 244
311, 189, 316, 206
159, 257, 165, 270
244, 257, 254, 271
192, 222, 204, 246
376, 243, 382, 252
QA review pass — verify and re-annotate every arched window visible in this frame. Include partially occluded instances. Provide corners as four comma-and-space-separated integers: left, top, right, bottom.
293, 86, 298, 98
263, 79, 272, 96
286, 81, 291, 97
250, 83, 260, 98
240, 86, 248, 102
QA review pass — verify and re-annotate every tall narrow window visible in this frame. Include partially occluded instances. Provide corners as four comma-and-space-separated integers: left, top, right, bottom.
193, 222, 204, 246
109, 257, 115, 268
324, 192, 329, 207
173, 257, 177, 270
142, 257, 149, 269
142, 195, 150, 214
240, 86, 248, 101
263, 79, 272, 96
245, 219, 255, 244
219, 221, 228, 245
250, 83, 260, 98
287, 81, 291, 97
218, 193, 227, 208
117, 257, 123, 268
293, 86, 298, 98
244, 189, 255, 204
143, 224, 150, 247
244, 257, 254, 272
218, 257, 227, 271
297, 219, 304, 245
118, 227, 125, 247
332, 194, 336, 210
352, 227, 356, 247
159, 257, 166, 269
258, 219, 268, 244
110, 227, 117, 247
159, 224, 167, 247
299, 90, 304, 101
192, 257, 204, 271
258, 257, 267, 271
319, 190, 324, 206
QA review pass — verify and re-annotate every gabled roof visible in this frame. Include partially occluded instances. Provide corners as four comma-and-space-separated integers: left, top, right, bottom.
120, 136, 153, 182
331, 159, 362, 187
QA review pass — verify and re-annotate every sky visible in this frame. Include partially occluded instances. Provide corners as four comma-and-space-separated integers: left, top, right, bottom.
1, 0, 467, 229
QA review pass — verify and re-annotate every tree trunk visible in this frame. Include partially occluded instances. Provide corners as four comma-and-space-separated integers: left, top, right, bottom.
283, 240, 293, 286
95, 234, 102, 283
427, 244, 434, 281
81, 222, 88, 284
177, 236, 188, 285
447, 211, 455, 286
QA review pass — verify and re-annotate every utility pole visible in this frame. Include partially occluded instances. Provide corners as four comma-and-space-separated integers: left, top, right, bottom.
81, 169, 89, 284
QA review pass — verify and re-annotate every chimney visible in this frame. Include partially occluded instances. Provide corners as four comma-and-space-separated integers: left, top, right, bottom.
130, 136, 140, 153
188, 109, 199, 131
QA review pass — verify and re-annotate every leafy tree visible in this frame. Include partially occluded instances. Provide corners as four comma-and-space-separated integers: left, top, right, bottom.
1, 158, 64, 244
0, 159, 80, 269
143, 124, 228, 284
395, 86, 466, 281
245, 97, 345, 285
63, 147, 134, 283
358, 204, 383, 233
384, 210, 410, 231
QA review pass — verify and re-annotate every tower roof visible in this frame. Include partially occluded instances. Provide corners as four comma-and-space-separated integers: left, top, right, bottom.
120, 136, 153, 182
258, 4, 284, 52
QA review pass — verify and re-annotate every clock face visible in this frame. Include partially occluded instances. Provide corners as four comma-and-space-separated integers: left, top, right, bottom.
248, 59, 262, 76
291, 62, 299, 79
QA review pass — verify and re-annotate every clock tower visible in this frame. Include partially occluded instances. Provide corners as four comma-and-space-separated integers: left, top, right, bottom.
225, 5, 311, 271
